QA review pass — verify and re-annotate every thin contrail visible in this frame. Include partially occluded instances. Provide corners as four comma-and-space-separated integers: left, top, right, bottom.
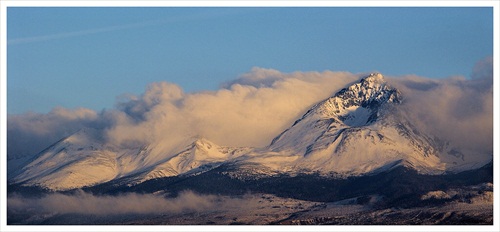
8, 20, 163, 45
7, 9, 248, 45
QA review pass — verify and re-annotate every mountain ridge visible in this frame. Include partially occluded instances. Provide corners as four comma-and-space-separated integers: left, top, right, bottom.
8, 73, 492, 191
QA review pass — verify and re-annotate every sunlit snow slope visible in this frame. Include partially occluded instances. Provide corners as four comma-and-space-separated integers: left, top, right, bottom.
9, 73, 492, 190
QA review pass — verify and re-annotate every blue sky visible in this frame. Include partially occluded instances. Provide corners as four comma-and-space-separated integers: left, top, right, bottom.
7, 7, 493, 114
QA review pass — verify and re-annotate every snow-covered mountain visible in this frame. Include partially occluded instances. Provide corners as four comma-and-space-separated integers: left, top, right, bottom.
8, 73, 492, 191
10, 131, 251, 190
10, 128, 118, 190
239, 73, 490, 176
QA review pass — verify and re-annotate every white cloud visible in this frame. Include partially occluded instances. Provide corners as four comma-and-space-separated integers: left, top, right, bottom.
104, 69, 357, 149
8, 191, 216, 216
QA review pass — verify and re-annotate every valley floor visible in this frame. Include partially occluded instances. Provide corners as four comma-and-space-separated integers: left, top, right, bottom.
8, 191, 492, 225
117, 195, 493, 225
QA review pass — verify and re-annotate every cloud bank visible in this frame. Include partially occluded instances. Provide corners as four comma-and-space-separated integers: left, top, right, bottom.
7, 62, 493, 163
8, 191, 215, 217
7, 191, 261, 224
7, 107, 103, 160
6, 191, 296, 224
389, 57, 493, 154
106, 68, 357, 150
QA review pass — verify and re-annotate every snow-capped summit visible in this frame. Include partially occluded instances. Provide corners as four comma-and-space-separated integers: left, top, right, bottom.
269, 73, 401, 153
264, 73, 487, 176
361, 72, 385, 85
301, 72, 401, 121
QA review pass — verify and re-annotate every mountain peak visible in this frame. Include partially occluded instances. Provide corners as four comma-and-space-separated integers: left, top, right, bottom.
298, 73, 401, 122
340, 73, 401, 106
362, 72, 384, 83
269, 73, 403, 153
